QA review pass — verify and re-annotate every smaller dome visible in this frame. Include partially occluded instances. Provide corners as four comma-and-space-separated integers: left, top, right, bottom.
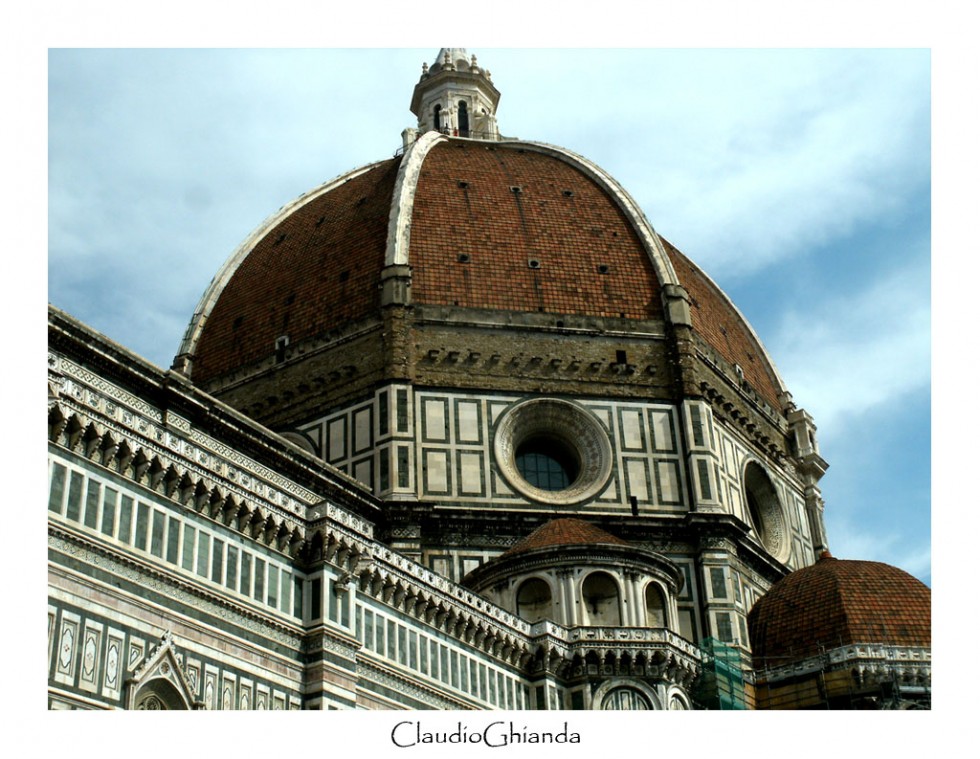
500, 518, 629, 558
462, 518, 686, 630
462, 517, 681, 595
748, 553, 931, 665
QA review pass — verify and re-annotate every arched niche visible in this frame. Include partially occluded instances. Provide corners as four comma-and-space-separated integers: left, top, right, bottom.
644, 581, 667, 628
581, 571, 622, 626
516, 577, 554, 622
743, 461, 789, 562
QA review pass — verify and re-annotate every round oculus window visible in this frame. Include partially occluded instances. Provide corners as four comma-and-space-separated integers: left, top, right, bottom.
494, 398, 613, 506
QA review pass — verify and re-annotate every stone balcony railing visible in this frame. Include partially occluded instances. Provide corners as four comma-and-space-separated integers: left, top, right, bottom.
528, 622, 702, 686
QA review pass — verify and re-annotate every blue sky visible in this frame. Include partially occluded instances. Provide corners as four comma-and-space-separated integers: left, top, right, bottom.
48, 48, 931, 584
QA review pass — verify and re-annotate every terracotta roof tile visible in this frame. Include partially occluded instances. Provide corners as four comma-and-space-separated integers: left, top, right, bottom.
501, 518, 629, 558
410, 142, 664, 319
189, 142, 782, 399
748, 555, 931, 665
663, 237, 782, 409
192, 159, 401, 382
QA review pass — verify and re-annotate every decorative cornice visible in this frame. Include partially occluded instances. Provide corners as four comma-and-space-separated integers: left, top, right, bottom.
301, 626, 361, 659
697, 369, 787, 442
758, 643, 931, 686
356, 657, 477, 709
49, 526, 304, 647
529, 624, 701, 687
49, 307, 383, 529
49, 351, 385, 564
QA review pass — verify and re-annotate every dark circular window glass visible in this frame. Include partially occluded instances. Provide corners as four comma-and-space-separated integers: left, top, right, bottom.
515, 437, 578, 491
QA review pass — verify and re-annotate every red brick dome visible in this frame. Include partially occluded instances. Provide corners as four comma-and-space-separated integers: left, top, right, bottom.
500, 518, 629, 558
182, 158, 402, 384
176, 134, 786, 409
462, 517, 684, 597
748, 554, 931, 665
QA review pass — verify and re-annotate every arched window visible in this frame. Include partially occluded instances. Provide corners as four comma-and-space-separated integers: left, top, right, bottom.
601, 687, 651, 710
516, 577, 553, 622
133, 678, 189, 710
582, 571, 621, 626
458, 101, 469, 137
743, 461, 787, 560
433, 104, 443, 132
645, 582, 667, 628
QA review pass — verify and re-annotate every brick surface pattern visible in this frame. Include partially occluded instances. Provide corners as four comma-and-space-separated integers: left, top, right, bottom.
193, 159, 401, 383
664, 238, 782, 409
410, 142, 664, 319
748, 556, 931, 664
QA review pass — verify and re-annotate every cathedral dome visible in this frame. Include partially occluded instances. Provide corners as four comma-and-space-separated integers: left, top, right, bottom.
747, 553, 931, 665
176, 134, 785, 411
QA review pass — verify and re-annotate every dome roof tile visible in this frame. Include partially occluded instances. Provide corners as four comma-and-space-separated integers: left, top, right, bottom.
748, 554, 931, 665
182, 137, 787, 413
410, 141, 664, 320
191, 159, 401, 383
500, 518, 629, 558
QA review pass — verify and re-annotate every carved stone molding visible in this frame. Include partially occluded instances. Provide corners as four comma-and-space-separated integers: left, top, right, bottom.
126, 631, 205, 709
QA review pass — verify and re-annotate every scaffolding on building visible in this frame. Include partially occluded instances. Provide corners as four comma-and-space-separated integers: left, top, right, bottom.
751, 640, 932, 710
691, 638, 750, 710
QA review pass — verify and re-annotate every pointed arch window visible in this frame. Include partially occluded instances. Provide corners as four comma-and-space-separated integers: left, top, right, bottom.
458, 101, 469, 137
133, 678, 189, 710
433, 104, 443, 133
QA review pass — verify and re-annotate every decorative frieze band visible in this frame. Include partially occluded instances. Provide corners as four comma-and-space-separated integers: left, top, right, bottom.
760, 643, 931, 683
51, 355, 374, 541
49, 528, 303, 647
357, 658, 475, 709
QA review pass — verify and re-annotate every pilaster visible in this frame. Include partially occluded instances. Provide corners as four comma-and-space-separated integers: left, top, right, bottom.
300, 626, 360, 710
695, 536, 743, 649
682, 399, 724, 514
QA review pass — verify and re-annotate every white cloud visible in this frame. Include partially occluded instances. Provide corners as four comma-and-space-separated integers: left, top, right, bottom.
600, 50, 930, 279
772, 255, 931, 440
825, 512, 931, 584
